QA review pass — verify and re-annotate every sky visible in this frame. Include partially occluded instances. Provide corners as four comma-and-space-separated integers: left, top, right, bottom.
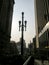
11, 0, 35, 47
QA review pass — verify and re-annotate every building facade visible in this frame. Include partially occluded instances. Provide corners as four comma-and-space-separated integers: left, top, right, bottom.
34, 0, 49, 48
28, 41, 34, 55
0, 0, 14, 55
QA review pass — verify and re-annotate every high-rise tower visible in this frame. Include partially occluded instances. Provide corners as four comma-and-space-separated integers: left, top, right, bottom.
34, 0, 49, 48
0, 0, 14, 55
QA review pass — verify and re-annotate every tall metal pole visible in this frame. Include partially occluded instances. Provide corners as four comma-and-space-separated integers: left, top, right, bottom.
21, 12, 24, 55
19, 12, 27, 56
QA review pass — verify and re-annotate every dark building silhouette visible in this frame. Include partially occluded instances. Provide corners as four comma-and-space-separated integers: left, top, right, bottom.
0, 0, 14, 55
28, 41, 34, 55
33, 37, 36, 49
16, 38, 26, 54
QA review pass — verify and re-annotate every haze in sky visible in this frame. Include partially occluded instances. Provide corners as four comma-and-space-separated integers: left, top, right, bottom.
11, 0, 35, 47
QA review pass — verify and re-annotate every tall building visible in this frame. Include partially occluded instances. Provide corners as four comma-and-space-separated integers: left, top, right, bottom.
28, 41, 34, 55
17, 38, 26, 54
0, 0, 14, 55
34, 0, 49, 48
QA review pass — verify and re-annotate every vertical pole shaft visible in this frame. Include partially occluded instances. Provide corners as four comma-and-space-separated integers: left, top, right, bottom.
21, 12, 24, 55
